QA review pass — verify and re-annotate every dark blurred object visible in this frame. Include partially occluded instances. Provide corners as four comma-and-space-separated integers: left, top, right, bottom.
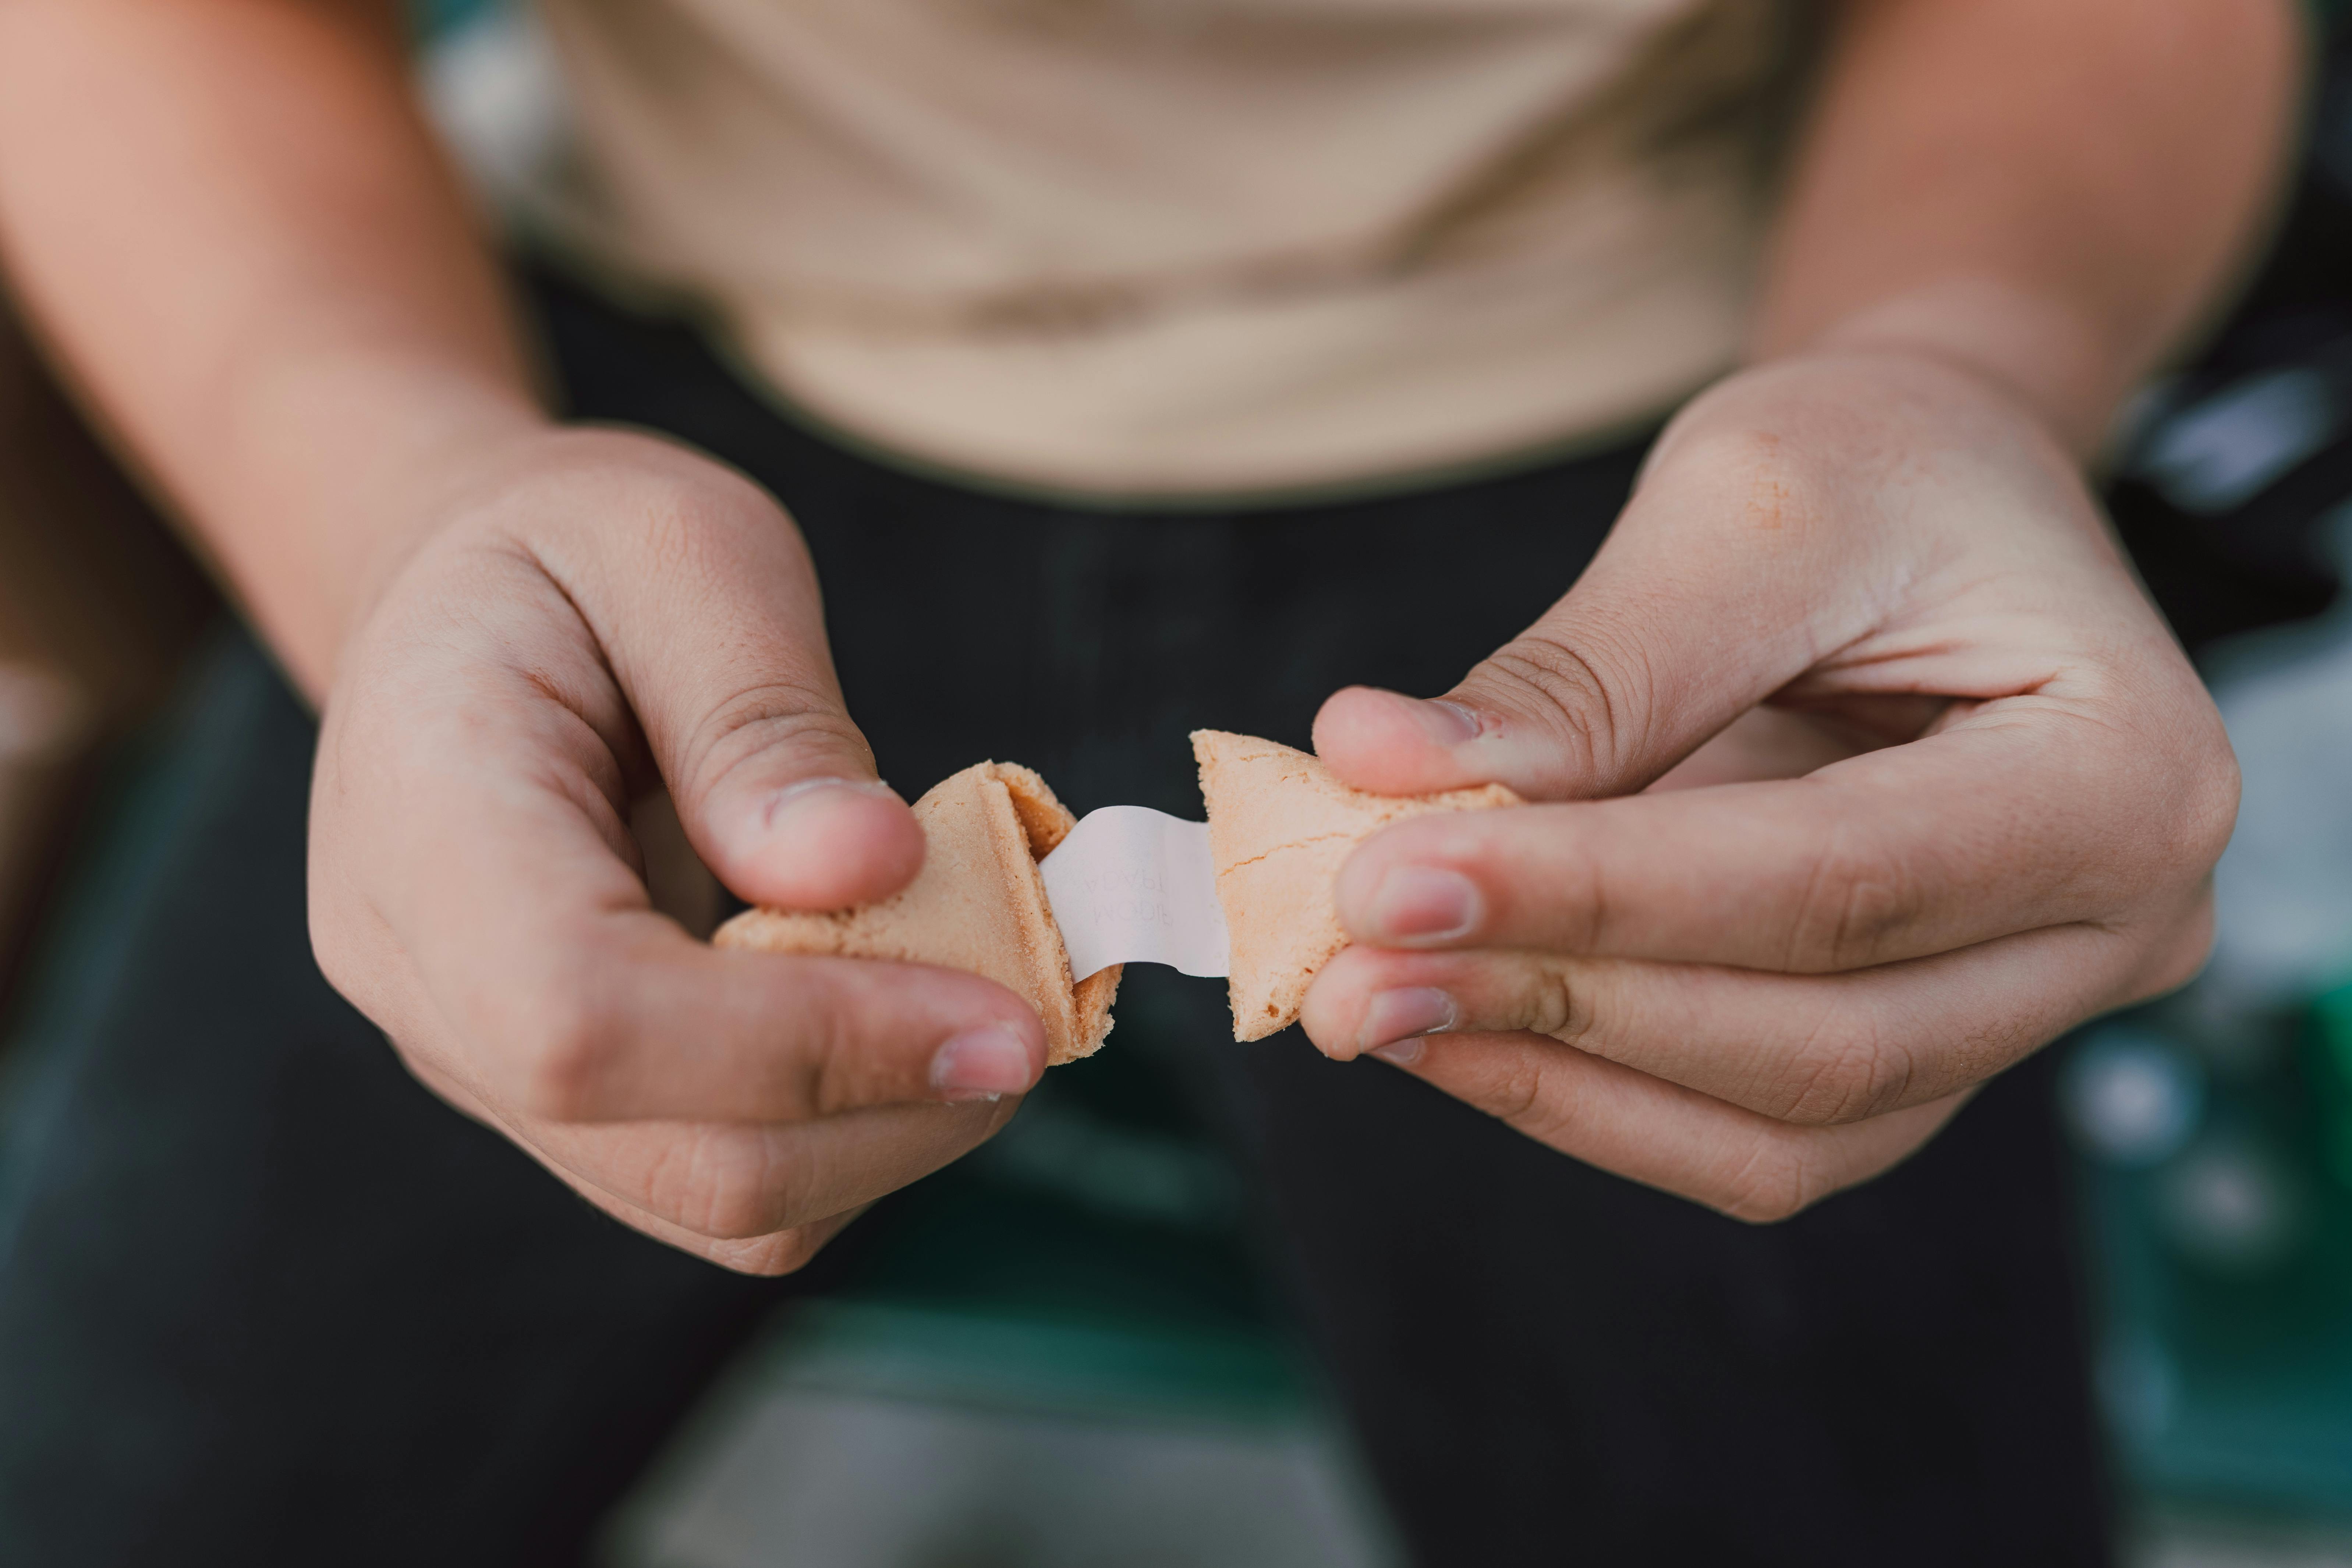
2063, 17, 2352, 1528
2107, 21, 2352, 651
2065, 983, 2352, 1522
0, 293, 216, 1007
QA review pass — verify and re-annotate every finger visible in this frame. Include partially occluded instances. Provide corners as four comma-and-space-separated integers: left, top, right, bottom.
450, 1084, 910, 1276
1311, 394, 1885, 799
341, 692, 1049, 1123
448, 906, 1055, 1125
405, 1043, 1011, 1249
1330, 706, 2231, 971
1368, 1028, 1972, 1222
460, 1088, 868, 1275
1309, 358, 2143, 803
1301, 900, 2211, 1125
522, 1103, 1008, 1241
513, 432, 923, 910
587, 1204, 864, 1279
343, 761, 1044, 1128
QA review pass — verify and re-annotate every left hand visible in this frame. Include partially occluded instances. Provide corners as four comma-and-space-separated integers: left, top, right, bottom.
1298, 349, 2236, 1221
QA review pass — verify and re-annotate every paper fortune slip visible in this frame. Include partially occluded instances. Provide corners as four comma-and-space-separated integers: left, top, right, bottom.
1038, 805, 1231, 982
711, 735, 1521, 1058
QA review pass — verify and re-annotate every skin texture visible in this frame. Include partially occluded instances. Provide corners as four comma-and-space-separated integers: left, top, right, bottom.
0, 0, 2299, 1256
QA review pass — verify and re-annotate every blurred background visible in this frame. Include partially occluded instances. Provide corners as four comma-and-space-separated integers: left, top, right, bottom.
6, 3, 2352, 1564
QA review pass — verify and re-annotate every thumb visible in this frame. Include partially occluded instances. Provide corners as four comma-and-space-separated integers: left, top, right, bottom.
1314, 424, 1860, 800
549, 442, 925, 911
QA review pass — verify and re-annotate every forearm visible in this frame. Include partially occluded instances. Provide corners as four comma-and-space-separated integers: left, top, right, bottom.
0, 0, 546, 698
1755, 0, 2303, 454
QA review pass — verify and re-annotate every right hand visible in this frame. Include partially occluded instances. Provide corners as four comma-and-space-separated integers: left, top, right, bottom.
1296, 351, 2232, 1220
309, 426, 1050, 1273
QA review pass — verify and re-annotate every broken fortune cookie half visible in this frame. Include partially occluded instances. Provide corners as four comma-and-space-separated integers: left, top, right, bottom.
1193, 730, 1521, 1043
713, 762, 1119, 1066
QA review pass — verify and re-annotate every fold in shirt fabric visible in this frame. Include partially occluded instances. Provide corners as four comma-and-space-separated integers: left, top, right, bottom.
531, 0, 1802, 496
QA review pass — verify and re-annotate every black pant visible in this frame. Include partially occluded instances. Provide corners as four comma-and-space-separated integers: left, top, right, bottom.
0, 272, 2112, 1566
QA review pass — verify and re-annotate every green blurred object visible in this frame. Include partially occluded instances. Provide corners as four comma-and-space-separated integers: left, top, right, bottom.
2313, 977, 2352, 1192
2071, 994, 2352, 1522
407, 0, 500, 43
761, 1297, 1303, 1428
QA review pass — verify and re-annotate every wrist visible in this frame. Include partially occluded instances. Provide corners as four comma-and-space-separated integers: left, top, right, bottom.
222, 354, 552, 701
1753, 278, 2123, 462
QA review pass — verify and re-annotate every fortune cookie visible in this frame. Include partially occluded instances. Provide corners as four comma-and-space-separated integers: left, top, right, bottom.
1192, 730, 1520, 1042
714, 762, 1119, 1065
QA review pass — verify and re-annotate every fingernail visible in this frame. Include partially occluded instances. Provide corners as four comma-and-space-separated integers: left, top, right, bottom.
1407, 696, 1482, 746
1364, 866, 1482, 943
1360, 987, 1456, 1057
929, 1023, 1039, 1103
1371, 1036, 1427, 1067
758, 776, 901, 834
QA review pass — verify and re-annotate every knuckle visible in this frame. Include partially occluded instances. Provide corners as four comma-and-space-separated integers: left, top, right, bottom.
1787, 818, 1919, 971
1493, 1054, 1601, 1154
1775, 1006, 1912, 1126
662, 1130, 803, 1240
507, 983, 616, 1121
1711, 1137, 1826, 1225
720, 965, 907, 1123
1524, 957, 1587, 1042
689, 1183, 780, 1242
1474, 629, 1650, 782
776, 997, 871, 1120
706, 1226, 833, 1277
2181, 743, 2242, 868
686, 680, 868, 799
2149, 927, 2215, 998
2126, 899, 2218, 1004
1485, 1051, 1554, 1129
689, 1176, 790, 1243
2125, 709, 2239, 890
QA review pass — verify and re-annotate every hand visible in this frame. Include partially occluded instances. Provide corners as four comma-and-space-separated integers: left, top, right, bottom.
1300, 351, 2235, 1220
309, 427, 1051, 1272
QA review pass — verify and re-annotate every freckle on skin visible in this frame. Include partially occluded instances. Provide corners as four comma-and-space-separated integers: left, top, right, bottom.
1744, 429, 1788, 531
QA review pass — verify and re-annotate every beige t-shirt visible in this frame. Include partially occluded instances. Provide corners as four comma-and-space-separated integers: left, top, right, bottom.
534, 0, 1799, 498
